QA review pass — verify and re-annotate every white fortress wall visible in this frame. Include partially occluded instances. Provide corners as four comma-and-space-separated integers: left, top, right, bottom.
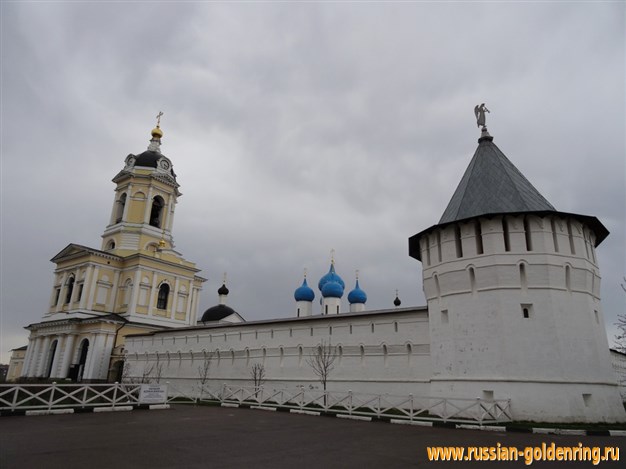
124, 307, 432, 397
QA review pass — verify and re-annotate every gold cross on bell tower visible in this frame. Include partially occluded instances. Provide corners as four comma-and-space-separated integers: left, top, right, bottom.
156, 111, 164, 127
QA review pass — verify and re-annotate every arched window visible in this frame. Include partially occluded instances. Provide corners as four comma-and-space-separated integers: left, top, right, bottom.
45, 340, 58, 378
469, 267, 476, 294
115, 193, 126, 223
157, 283, 170, 309
106, 240, 116, 250
382, 344, 388, 367
123, 278, 132, 306
149, 196, 165, 228
519, 263, 528, 291
65, 276, 75, 304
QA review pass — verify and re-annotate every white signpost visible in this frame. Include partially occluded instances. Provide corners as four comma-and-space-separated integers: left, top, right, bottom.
139, 384, 168, 404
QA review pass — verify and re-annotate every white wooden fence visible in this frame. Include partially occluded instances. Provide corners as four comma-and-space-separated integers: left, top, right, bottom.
1, 382, 512, 424
0, 383, 142, 412
169, 383, 513, 424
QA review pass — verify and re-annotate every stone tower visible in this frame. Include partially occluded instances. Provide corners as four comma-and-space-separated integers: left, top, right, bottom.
409, 129, 624, 422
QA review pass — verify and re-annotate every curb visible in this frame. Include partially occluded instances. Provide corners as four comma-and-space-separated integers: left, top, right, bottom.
3, 403, 170, 417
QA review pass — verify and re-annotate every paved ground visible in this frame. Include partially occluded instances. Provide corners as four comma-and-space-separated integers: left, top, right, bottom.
0, 405, 623, 468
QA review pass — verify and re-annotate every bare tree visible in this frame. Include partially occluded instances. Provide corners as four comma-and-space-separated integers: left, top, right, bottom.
152, 362, 164, 384
197, 350, 213, 400
306, 340, 337, 394
615, 278, 626, 354
250, 363, 266, 397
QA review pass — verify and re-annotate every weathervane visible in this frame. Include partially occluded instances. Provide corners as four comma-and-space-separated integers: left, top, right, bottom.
474, 103, 490, 131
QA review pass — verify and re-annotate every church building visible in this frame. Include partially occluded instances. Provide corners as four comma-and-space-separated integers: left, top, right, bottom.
19, 121, 205, 382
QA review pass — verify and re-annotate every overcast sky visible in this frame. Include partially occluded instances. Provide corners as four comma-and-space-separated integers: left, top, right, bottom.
1, 2, 624, 364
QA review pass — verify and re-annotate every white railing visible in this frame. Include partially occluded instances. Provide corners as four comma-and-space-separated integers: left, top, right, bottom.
0, 383, 142, 412
167, 383, 512, 424
2, 382, 512, 424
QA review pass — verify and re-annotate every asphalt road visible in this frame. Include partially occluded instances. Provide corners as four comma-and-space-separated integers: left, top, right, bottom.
0, 405, 623, 468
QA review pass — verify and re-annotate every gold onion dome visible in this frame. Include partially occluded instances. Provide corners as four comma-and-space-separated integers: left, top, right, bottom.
151, 126, 163, 139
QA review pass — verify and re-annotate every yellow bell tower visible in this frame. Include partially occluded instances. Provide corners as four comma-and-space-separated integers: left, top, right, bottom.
20, 114, 206, 382
101, 112, 179, 255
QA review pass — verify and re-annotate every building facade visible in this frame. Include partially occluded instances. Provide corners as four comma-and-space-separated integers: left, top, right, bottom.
19, 123, 205, 382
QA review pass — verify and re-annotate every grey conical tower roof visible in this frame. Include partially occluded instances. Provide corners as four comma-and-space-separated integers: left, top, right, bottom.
409, 134, 609, 261
439, 135, 555, 224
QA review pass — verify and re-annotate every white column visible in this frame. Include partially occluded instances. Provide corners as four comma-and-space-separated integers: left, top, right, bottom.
171, 278, 180, 319
148, 273, 158, 314
185, 284, 193, 322
79, 265, 94, 309
84, 333, 108, 380
55, 272, 68, 313
122, 183, 132, 221
166, 196, 175, 232
143, 187, 154, 223
87, 266, 100, 310
128, 270, 142, 316
21, 336, 37, 377
189, 287, 199, 325
25, 336, 43, 377
107, 271, 121, 312
36, 336, 52, 377
69, 267, 81, 306
108, 192, 118, 225
49, 337, 64, 378
60, 334, 76, 378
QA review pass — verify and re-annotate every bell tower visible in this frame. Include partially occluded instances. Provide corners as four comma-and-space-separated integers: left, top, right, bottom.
101, 112, 180, 255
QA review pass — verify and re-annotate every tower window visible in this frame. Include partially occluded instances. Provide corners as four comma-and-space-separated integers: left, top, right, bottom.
519, 263, 527, 291
523, 217, 533, 251
65, 276, 75, 304
469, 267, 476, 294
150, 196, 165, 228
521, 304, 533, 319
436, 230, 442, 263
551, 218, 559, 253
502, 217, 511, 252
53, 288, 61, 306
157, 283, 170, 309
454, 225, 463, 258
77, 283, 83, 302
567, 220, 576, 254
475, 220, 484, 255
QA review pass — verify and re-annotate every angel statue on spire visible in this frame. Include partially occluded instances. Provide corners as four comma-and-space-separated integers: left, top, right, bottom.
474, 103, 490, 130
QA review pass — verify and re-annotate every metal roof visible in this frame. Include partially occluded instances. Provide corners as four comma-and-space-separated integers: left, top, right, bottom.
439, 135, 556, 224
